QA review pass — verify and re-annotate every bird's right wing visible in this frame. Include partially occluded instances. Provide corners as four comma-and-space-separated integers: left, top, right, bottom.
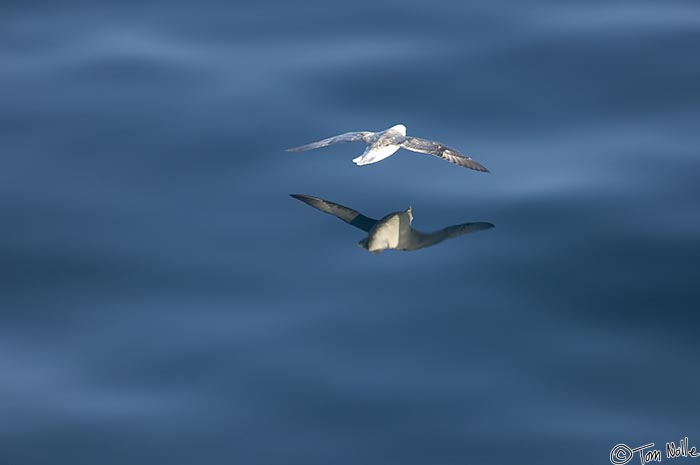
290, 194, 377, 232
286, 131, 372, 152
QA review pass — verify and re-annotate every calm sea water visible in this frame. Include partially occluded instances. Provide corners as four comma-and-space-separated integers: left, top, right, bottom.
2, 1, 700, 464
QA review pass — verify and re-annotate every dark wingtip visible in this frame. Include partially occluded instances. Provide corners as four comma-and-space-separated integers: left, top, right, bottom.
462, 157, 490, 173
466, 221, 496, 232
290, 194, 322, 206
474, 162, 490, 173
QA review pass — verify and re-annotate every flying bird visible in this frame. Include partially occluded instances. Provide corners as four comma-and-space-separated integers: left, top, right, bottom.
287, 124, 489, 172
291, 194, 494, 254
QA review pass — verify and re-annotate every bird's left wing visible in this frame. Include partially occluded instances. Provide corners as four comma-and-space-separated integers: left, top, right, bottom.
290, 194, 377, 232
287, 131, 372, 152
400, 137, 490, 172
407, 222, 494, 250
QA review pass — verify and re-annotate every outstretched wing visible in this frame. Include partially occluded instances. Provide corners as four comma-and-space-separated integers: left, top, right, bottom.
290, 194, 377, 232
400, 137, 489, 172
432, 222, 494, 239
406, 222, 494, 250
287, 131, 372, 152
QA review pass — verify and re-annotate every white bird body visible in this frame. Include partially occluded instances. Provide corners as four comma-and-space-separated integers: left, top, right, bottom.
352, 124, 405, 166
353, 144, 401, 166
364, 209, 412, 253
287, 124, 489, 172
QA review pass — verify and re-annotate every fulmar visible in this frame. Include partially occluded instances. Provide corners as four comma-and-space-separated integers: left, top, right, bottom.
291, 194, 494, 254
287, 124, 489, 172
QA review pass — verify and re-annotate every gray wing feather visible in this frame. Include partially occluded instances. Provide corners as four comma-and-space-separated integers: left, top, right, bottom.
290, 194, 377, 232
407, 222, 494, 250
432, 222, 495, 239
400, 137, 490, 172
287, 131, 372, 152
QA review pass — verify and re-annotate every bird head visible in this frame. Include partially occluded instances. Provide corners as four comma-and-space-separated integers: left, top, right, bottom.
390, 124, 407, 136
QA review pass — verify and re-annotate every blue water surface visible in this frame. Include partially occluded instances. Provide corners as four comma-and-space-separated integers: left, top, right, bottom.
2, 1, 700, 464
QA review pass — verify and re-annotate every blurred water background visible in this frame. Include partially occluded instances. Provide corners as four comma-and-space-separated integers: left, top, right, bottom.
2, 1, 700, 464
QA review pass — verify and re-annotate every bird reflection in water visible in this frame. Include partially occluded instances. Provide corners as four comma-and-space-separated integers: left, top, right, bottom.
291, 194, 494, 254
